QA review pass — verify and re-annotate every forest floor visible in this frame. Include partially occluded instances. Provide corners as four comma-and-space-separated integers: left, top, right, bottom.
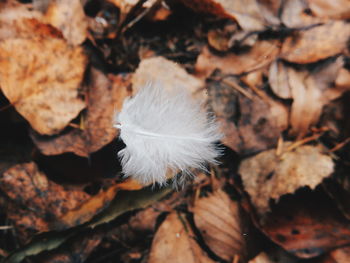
1, 0, 350, 262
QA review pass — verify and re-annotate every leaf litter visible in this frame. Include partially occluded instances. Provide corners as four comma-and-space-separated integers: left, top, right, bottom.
1, 0, 350, 262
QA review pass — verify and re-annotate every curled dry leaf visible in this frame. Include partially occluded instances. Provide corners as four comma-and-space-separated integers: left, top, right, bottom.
32, 69, 132, 156
149, 212, 215, 263
45, 0, 88, 45
0, 162, 89, 242
195, 40, 280, 78
192, 189, 245, 261
179, 0, 267, 31
306, 0, 350, 20
260, 191, 350, 258
0, 14, 86, 135
133, 56, 205, 100
281, 21, 350, 64
239, 143, 334, 215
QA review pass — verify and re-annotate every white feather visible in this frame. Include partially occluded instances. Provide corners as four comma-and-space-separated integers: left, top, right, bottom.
114, 82, 222, 185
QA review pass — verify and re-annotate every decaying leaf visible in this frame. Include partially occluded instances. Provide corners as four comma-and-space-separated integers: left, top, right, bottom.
149, 212, 215, 263
268, 60, 292, 99
207, 79, 287, 154
0, 162, 89, 242
239, 143, 334, 214
196, 40, 280, 78
281, 21, 350, 64
192, 189, 244, 261
260, 190, 350, 258
0, 16, 86, 135
31, 69, 132, 156
45, 0, 88, 45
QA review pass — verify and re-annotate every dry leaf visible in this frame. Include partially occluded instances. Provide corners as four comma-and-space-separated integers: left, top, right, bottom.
133, 56, 206, 100
307, 0, 350, 20
289, 58, 344, 137
239, 143, 334, 214
0, 18, 86, 135
192, 189, 244, 261
280, 0, 323, 28
281, 21, 350, 64
196, 40, 280, 78
0, 162, 89, 242
260, 191, 350, 258
45, 0, 88, 45
268, 60, 292, 99
180, 0, 267, 31
31, 69, 132, 156
149, 212, 215, 263
248, 250, 297, 263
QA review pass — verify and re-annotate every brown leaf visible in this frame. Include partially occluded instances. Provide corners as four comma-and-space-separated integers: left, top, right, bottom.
180, 0, 268, 31
195, 40, 280, 78
149, 212, 215, 263
45, 0, 88, 45
239, 143, 334, 214
31, 69, 132, 156
289, 58, 344, 137
0, 18, 86, 135
307, 0, 350, 20
260, 190, 350, 258
192, 189, 245, 261
281, 21, 350, 64
0, 162, 89, 242
207, 78, 287, 154
248, 251, 297, 263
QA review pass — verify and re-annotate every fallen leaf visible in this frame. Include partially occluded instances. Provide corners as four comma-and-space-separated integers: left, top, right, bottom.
0, 18, 86, 135
281, 21, 350, 64
192, 189, 245, 261
5, 186, 171, 263
239, 143, 334, 214
260, 190, 350, 258
248, 251, 297, 263
45, 0, 88, 45
0, 162, 89, 242
268, 60, 292, 99
289, 58, 344, 137
133, 56, 206, 100
31, 69, 132, 156
280, 0, 323, 28
149, 212, 215, 263
307, 0, 350, 20
179, 0, 267, 31
195, 40, 280, 78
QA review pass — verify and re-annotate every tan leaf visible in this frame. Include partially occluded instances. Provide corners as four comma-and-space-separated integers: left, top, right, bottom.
195, 40, 280, 78
281, 21, 350, 64
45, 0, 88, 45
280, 0, 322, 28
193, 189, 244, 261
239, 143, 334, 214
31, 69, 132, 156
289, 58, 344, 137
149, 212, 215, 263
268, 61, 292, 99
307, 0, 350, 20
133, 56, 206, 100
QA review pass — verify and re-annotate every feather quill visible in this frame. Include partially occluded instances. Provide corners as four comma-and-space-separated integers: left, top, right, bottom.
114, 82, 222, 185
